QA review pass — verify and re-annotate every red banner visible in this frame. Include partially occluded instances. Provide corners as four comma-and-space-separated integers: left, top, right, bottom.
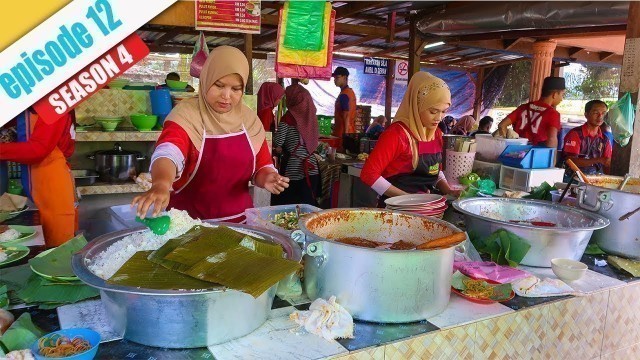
196, 0, 261, 34
32, 34, 149, 124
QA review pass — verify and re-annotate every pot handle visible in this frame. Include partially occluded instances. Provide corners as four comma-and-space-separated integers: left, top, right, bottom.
291, 230, 306, 249
136, 155, 147, 161
577, 187, 601, 212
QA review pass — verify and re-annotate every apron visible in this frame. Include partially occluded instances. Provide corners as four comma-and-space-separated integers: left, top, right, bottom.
378, 135, 442, 207
168, 128, 254, 223
23, 112, 78, 247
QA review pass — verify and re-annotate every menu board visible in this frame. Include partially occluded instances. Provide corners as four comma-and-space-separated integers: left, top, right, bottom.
196, 0, 261, 34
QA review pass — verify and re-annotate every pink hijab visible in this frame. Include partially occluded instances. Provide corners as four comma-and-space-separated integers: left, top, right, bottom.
257, 82, 285, 112
451, 115, 476, 135
282, 84, 318, 154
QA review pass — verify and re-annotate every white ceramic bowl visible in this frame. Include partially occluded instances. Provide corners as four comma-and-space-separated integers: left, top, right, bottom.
551, 258, 588, 282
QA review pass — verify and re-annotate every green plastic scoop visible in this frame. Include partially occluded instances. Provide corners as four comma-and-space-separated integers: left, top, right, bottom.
136, 215, 170, 235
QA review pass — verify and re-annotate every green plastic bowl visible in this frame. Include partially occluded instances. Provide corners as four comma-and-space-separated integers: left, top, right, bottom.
166, 79, 188, 90
130, 114, 158, 131
95, 117, 123, 132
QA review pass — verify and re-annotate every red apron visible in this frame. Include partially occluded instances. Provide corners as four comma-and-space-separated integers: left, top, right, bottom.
168, 128, 255, 223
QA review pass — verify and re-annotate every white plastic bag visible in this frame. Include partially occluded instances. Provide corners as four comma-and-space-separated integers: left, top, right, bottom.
190, 32, 209, 78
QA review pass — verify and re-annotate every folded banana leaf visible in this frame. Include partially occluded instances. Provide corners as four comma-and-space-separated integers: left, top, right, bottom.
28, 234, 87, 278
150, 225, 300, 297
0, 313, 44, 352
108, 251, 216, 290
17, 273, 98, 307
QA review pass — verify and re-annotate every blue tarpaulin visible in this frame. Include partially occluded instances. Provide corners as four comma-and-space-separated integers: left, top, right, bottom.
298, 58, 477, 119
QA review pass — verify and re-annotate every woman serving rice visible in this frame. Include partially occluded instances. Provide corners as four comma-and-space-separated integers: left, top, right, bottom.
133, 46, 288, 223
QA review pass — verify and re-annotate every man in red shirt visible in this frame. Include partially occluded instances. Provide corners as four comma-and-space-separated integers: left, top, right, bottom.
498, 77, 565, 148
562, 100, 611, 174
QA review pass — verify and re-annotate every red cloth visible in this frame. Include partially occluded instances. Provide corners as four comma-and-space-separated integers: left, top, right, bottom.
156, 121, 273, 191
0, 112, 74, 164
507, 100, 561, 145
282, 84, 318, 154
360, 122, 442, 187
563, 124, 612, 158
257, 83, 285, 131
258, 108, 275, 132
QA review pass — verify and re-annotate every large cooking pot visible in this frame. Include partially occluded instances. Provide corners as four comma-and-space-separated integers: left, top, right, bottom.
577, 175, 640, 259
293, 208, 464, 323
88, 143, 146, 183
453, 198, 609, 267
72, 222, 302, 348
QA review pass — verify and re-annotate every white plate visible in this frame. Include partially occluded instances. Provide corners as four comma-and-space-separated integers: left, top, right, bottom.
385, 194, 445, 207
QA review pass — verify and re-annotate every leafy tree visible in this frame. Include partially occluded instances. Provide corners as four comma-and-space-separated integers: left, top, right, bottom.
494, 61, 531, 107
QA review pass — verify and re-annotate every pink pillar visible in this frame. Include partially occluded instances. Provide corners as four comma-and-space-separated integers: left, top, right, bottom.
529, 40, 558, 102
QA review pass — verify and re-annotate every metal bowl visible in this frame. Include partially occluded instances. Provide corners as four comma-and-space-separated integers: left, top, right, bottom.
453, 198, 609, 267
72, 222, 302, 348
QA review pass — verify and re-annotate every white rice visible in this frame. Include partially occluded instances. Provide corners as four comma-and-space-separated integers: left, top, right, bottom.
88, 209, 211, 279
0, 229, 20, 243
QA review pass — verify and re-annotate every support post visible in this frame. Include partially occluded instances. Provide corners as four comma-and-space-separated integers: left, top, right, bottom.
528, 40, 557, 102
385, 60, 396, 121
408, 17, 425, 81
473, 67, 485, 120
611, 1, 640, 176
244, 34, 253, 94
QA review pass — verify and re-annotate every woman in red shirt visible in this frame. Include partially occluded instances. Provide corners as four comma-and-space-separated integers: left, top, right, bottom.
132, 46, 288, 222
257, 82, 285, 132
360, 72, 460, 206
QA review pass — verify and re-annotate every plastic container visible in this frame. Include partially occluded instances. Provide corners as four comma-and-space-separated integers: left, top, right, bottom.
475, 134, 529, 162
245, 204, 322, 236
317, 115, 333, 136
498, 145, 556, 169
499, 166, 565, 192
149, 89, 173, 117
31, 328, 100, 360
444, 151, 476, 185
472, 160, 502, 184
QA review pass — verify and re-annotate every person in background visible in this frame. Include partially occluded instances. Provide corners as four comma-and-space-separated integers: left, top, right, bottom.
257, 82, 285, 132
0, 110, 77, 247
331, 67, 357, 140
161, 72, 195, 92
562, 100, 611, 175
360, 71, 461, 207
438, 115, 455, 134
450, 115, 476, 136
272, 83, 320, 206
365, 115, 388, 140
133, 46, 288, 222
498, 76, 565, 147
470, 116, 494, 137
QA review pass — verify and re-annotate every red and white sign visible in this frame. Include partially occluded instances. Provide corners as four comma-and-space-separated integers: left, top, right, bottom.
32, 34, 149, 124
196, 0, 261, 34
395, 60, 409, 85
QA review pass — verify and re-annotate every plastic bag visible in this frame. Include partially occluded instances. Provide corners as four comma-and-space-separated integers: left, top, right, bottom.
190, 32, 209, 78
283, 1, 326, 51
277, 2, 331, 67
605, 92, 635, 146
453, 261, 531, 284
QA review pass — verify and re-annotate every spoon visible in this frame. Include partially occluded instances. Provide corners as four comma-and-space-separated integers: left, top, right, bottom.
618, 174, 631, 191
136, 215, 171, 235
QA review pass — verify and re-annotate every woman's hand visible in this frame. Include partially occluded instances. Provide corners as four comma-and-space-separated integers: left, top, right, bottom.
259, 171, 290, 195
131, 181, 171, 218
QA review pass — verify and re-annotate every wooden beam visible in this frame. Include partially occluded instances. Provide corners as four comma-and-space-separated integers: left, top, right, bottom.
261, 14, 389, 37
334, 35, 379, 51
152, 28, 182, 46
447, 24, 627, 42
253, 31, 278, 47
387, 11, 396, 43
421, 48, 461, 61
476, 57, 528, 69
599, 51, 616, 62
568, 47, 584, 57
335, 2, 392, 19
441, 52, 497, 65
408, 17, 424, 80
370, 44, 409, 57
503, 38, 529, 50
244, 34, 253, 94
385, 59, 396, 120
139, 25, 245, 39
612, 1, 640, 176
473, 68, 485, 120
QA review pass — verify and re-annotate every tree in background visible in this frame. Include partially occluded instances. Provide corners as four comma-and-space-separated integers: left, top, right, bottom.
493, 61, 531, 107
565, 64, 619, 100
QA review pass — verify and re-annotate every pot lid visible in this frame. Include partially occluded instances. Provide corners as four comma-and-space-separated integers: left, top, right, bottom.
96, 143, 139, 156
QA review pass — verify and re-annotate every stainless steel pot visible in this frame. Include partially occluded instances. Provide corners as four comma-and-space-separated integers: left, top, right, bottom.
453, 198, 609, 267
72, 222, 302, 348
577, 175, 640, 259
293, 208, 464, 323
88, 143, 146, 183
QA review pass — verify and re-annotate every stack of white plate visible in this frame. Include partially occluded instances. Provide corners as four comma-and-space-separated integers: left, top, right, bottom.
384, 194, 448, 219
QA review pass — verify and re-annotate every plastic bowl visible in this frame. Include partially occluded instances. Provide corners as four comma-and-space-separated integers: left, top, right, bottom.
95, 117, 123, 132
551, 258, 587, 282
31, 328, 100, 360
130, 114, 158, 131
166, 79, 188, 90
